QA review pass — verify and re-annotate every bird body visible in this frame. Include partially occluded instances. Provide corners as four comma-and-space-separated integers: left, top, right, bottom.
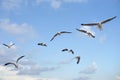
81, 16, 116, 30
62, 48, 74, 54
50, 31, 72, 41
38, 43, 47, 47
76, 29, 95, 38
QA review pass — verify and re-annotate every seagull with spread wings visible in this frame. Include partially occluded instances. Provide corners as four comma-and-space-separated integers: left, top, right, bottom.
2, 43, 15, 48
76, 29, 95, 38
38, 42, 47, 47
4, 55, 25, 68
50, 31, 72, 41
81, 16, 116, 30
62, 48, 74, 54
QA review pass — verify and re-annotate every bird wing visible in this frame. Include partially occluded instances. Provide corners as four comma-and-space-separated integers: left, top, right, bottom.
87, 32, 95, 38
81, 23, 98, 26
10, 43, 15, 47
16, 56, 25, 63
50, 33, 58, 41
60, 31, 72, 34
62, 48, 68, 52
3, 44, 9, 47
37, 43, 42, 45
101, 16, 116, 24
4, 62, 18, 68
74, 56, 80, 64
69, 49, 74, 54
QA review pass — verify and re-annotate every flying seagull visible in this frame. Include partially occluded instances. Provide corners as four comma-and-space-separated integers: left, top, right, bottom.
50, 31, 72, 41
2, 43, 15, 48
62, 48, 74, 54
4, 55, 25, 68
81, 16, 116, 30
76, 29, 95, 38
38, 43, 47, 47
73, 56, 80, 64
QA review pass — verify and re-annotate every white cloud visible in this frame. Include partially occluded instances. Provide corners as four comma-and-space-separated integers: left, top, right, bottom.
35, 0, 87, 9
0, 66, 39, 80
116, 76, 120, 80
0, 19, 37, 41
1, 0, 24, 11
73, 76, 90, 80
79, 62, 98, 74
99, 34, 106, 43
51, 0, 62, 9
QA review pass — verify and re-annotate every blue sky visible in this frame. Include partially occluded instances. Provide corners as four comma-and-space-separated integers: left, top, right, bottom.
0, 0, 120, 80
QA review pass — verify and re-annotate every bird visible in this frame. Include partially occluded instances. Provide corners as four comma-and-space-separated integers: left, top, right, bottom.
38, 43, 47, 47
73, 56, 80, 64
61, 48, 74, 54
50, 31, 72, 41
81, 16, 116, 30
2, 43, 15, 48
4, 62, 18, 68
4, 55, 25, 69
76, 29, 95, 38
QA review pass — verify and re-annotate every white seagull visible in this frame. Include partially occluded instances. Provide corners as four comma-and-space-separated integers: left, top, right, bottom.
76, 29, 95, 38
81, 16, 116, 30
50, 31, 72, 41
38, 42, 47, 47
2, 43, 15, 48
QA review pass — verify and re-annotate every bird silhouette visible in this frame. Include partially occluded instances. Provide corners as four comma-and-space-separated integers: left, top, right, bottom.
73, 56, 80, 64
76, 29, 95, 38
50, 31, 72, 41
2, 43, 15, 48
4, 55, 25, 68
81, 16, 116, 30
62, 48, 74, 54
38, 43, 47, 47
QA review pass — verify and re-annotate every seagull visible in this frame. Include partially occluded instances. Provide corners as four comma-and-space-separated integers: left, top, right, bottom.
38, 43, 47, 47
50, 31, 72, 41
81, 16, 116, 30
4, 55, 25, 69
73, 56, 80, 64
2, 43, 15, 48
76, 29, 95, 38
62, 48, 74, 54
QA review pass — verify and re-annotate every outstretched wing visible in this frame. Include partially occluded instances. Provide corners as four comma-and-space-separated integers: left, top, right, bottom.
50, 33, 58, 41
4, 62, 18, 68
76, 29, 87, 33
101, 16, 116, 24
2, 44, 9, 48
62, 48, 68, 52
16, 55, 25, 63
87, 32, 95, 38
60, 31, 72, 34
81, 23, 98, 26
69, 49, 74, 54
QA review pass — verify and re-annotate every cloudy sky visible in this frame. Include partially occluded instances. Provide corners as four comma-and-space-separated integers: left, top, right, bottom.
0, 0, 120, 80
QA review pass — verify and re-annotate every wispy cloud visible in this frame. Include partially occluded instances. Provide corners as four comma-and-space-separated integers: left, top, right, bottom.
0, 18, 38, 42
0, 0, 25, 11
79, 62, 98, 74
116, 76, 120, 80
35, 0, 87, 9
73, 76, 91, 80
0, 66, 39, 80
99, 34, 106, 43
